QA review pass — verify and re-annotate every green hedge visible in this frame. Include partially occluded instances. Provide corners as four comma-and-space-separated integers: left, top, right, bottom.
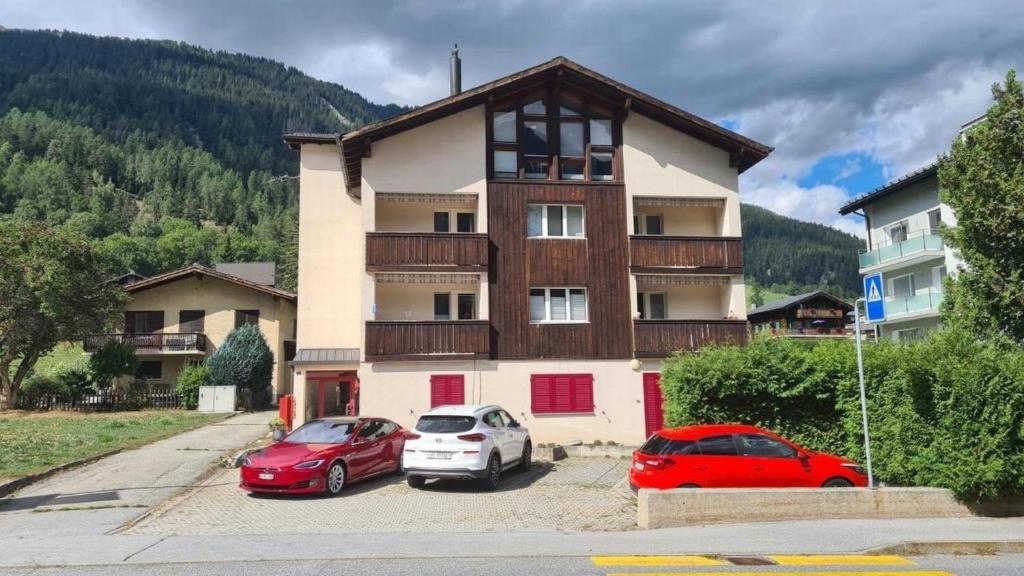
660, 328, 1024, 500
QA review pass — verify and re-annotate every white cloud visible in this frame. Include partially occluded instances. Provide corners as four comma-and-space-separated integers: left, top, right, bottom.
741, 179, 867, 239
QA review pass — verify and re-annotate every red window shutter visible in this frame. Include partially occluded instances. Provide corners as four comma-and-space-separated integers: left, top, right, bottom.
531, 375, 553, 413
572, 374, 594, 412
531, 374, 593, 414
430, 375, 464, 408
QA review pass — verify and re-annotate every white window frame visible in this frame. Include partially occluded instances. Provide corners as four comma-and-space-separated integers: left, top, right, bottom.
529, 287, 588, 324
637, 292, 668, 319
927, 209, 942, 234
931, 265, 947, 293
888, 273, 915, 300
527, 204, 585, 238
885, 220, 909, 244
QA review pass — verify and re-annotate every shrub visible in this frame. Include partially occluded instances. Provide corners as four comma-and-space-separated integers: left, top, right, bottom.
53, 361, 94, 399
206, 324, 273, 408
176, 364, 211, 410
21, 373, 69, 401
660, 329, 1024, 501
89, 339, 138, 388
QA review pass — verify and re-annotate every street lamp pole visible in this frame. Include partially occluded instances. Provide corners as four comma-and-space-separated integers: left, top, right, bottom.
853, 297, 875, 489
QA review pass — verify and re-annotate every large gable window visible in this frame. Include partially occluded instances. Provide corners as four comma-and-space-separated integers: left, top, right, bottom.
489, 89, 618, 182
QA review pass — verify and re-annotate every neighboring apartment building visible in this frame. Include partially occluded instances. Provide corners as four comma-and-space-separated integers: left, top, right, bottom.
838, 163, 961, 341
748, 291, 853, 338
84, 264, 297, 397
284, 56, 770, 443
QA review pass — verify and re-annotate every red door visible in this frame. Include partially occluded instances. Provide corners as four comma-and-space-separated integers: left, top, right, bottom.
642, 373, 664, 438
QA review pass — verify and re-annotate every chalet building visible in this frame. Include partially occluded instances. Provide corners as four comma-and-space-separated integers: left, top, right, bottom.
747, 291, 853, 338
85, 264, 297, 397
284, 54, 770, 443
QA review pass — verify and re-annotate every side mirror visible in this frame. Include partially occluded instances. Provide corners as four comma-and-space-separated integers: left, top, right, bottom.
271, 429, 286, 442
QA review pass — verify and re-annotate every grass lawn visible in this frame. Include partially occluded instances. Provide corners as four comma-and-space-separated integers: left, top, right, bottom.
31, 342, 86, 375
0, 411, 225, 481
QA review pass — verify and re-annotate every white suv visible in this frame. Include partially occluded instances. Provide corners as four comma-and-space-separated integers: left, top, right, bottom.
402, 404, 531, 490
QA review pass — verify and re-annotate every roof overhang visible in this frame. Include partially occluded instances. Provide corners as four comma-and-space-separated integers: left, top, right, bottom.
125, 264, 297, 302
839, 162, 939, 215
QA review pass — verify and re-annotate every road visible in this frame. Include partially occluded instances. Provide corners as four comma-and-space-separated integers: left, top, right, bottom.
1, 553, 1023, 576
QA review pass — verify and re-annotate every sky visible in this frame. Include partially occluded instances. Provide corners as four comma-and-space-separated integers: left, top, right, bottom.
1, 0, 1020, 236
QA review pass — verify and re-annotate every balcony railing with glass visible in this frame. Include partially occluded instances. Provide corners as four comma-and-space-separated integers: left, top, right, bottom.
859, 229, 944, 269
885, 291, 944, 318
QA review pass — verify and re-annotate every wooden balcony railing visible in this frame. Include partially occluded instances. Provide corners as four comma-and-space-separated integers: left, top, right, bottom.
629, 236, 743, 273
84, 333, 207, 354
365, 320, 490, 361
795, 308, 847, 319
633, 320, 748, 357
366, 232, 488, 271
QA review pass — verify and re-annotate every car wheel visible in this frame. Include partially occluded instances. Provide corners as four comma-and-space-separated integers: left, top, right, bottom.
482, 454, 501, 490
406, 475, 426, 489
518, 440, 532, 472
823, 477, 854, 488
678, 483, 700, 488
325, 461, 346, 495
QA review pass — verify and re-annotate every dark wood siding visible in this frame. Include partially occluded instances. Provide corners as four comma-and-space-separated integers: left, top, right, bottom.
365, 321, 489, 362
629, 235, 743, 274
633, 319, 749, 357
366, 232, 488, 271
488, 181, 631, 359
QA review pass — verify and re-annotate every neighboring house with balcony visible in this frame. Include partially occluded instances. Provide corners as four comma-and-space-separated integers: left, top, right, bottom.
85, 263, 297, 397
284, 55, 770, 443
748, 291, 853, 338
839, 162, 961, 341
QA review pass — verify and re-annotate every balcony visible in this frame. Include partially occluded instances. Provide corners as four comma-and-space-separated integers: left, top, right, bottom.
765, 327, 849, 337
795, 308, 846, 319
364, 320, 490, 362
84, 333, 207, 354
886, 291, 944, 320
633, 320, 748, 357
859, 231, 944, 271
366, 232, 488, 272
630, 236, 742, 274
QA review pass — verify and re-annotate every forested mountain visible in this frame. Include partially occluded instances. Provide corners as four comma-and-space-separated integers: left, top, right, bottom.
741, 204, 864, 299
0, 29, 861, 297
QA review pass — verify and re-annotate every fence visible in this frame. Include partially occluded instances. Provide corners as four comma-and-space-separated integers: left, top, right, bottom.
15, 389, 182, 412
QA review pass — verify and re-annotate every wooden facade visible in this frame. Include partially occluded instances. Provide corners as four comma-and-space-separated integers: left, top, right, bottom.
364, 320, 490, 361
366, 232, 488, 272
487, 181, 632, 359
629, 235, 743, 274
747, 291, 853, 339
633, 320, 748, 358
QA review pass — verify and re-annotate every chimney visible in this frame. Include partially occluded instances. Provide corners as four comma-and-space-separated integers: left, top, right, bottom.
450, 44, 462, 96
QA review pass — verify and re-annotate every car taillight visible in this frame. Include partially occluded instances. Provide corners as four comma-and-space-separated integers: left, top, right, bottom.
642, 457, 675, 470
457, 433, 487, 442
404, 432, 421, 440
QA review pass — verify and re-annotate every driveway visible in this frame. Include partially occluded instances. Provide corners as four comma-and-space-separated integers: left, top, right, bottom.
126, 457, 636, 535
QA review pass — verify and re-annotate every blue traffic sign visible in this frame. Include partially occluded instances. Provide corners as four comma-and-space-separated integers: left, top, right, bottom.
863, 273, 885, 323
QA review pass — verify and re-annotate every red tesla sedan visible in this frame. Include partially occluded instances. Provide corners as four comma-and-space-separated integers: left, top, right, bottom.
240, 416, 404, 496
629, 424, 868, 490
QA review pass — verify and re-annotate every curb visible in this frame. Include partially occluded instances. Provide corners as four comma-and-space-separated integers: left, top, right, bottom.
0, 448, 125, 498
866, 540, 1024, 556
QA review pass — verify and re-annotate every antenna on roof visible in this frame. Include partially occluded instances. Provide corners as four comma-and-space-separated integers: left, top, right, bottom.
450, 44, 462, 96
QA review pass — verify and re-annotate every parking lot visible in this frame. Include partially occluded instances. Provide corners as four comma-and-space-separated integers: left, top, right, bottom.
125, 457, 636, 535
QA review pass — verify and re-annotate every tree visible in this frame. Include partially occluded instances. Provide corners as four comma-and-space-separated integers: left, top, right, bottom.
88, 338, 138, 389
176, 363, 211, 410
939, 69, 1024, 342
0, 220, 124, 409
206, 324, 273, 408
750, 280, 765, 308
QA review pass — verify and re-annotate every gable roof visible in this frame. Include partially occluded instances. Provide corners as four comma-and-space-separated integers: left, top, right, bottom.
747, 290, 852, 321
838, 161, 939, 215
124, 264, 296, 302
286, 56, 772, 193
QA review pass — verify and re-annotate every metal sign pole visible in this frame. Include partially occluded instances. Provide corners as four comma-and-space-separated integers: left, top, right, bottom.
853, 297, 875, 489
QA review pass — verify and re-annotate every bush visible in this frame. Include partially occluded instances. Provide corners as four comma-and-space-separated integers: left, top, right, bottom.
176, 363, 211, 410
21, 373, 70, 401
206, 324, 273, 408
89, 339, 138, 388
660, 329, 1024, 501
53, 361, 94, 399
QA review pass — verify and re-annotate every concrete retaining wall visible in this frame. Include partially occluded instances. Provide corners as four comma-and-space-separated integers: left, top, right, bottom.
639, 487, 988, 529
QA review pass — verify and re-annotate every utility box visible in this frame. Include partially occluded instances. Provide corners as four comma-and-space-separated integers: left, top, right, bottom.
198, 385, 237, 412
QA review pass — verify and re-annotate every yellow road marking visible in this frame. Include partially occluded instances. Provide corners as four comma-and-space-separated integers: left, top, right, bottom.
769, 555, 916, 566
591, 555, 725, 566
605, 572, 951, 576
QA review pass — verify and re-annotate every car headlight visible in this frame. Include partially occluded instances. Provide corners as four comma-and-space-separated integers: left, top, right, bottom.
294, 459, 324, 470
842, 463, 866, 476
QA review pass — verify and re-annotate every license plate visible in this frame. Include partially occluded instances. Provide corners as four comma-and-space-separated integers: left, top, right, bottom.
633, 462, 645, 471
258, 473, 275, 480
426, 451, 453, 460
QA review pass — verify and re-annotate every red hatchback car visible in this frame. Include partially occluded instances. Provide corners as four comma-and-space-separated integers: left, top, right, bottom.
240, 416, 404, 496
629, 424, 867, 490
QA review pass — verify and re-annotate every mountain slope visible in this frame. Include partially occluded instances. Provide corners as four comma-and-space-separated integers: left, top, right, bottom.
741, 203, 863, 299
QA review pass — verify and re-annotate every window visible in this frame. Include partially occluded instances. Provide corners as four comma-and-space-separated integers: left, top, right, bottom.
433, 293, 451, 320
125, 311, 163, 333
634, 214, 664, 235
136, 360, 162, 381
429, 374, 465, 408
590, 117, 613, 146
179, 310, 204, 333
529, 287, 587, 323
234, 309, 259, 328
457, 293, 476, 320
498, 409, 516, 427
932, 265, 947, 292
928, 209, 942, 233
494, 150, 517, 178
416, 415, 475, 433
357, 420, 384, 440
591, 152, 613, 181
737, 434, 797, 458
526, 204, 585, 238
893, 328, 920, 343
433, 211, 450, 233
637, 293, 667, 320
456, 212, 476, 233
887, 220, 909, 244
493, 110, 516, 142
890, 274, 914, 300
696, 434, 738, 456
482, 411, 504, 428
530, 374, 594, 414
640, 435, 697, 456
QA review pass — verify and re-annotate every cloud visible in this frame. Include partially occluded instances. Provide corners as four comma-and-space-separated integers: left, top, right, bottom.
742, 179, 867, 238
